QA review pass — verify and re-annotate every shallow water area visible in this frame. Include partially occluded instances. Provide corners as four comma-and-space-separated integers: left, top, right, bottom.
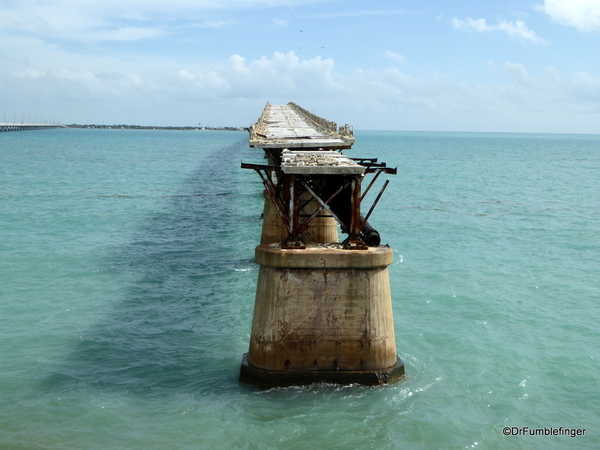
1, 128, 599, 449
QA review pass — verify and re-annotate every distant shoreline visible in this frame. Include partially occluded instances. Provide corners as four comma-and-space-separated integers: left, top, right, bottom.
66, 124, 247, 131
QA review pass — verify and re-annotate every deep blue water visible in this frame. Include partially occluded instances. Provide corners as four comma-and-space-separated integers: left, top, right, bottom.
1, 128, 599, 449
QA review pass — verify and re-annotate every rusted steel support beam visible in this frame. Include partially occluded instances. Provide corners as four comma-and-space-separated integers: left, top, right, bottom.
301, 180, 347, 231
351, 157, 378, 164
365, 167, 397, 175
360, 179, 390, 232
344, 177, 367, 249
243, 146, 395, 249
350, 177, 361, 237
282, 175, 306, 249
241, 162, 279, 171
242, 162, 291, 232
360, 170, 382, 202
298, 180, 347, 232
350, 158, 397, 174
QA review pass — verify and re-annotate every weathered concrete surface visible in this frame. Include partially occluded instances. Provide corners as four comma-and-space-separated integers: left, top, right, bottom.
240, 354, 403, 388
260, 191, 288, 245
281, 150, 365, 175
255, 244, 393, 268
241, 244, 404, 387
249, 103, 355, 150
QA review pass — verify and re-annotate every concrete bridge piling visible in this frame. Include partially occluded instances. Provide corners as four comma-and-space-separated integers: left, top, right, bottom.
240, 103, 404, 388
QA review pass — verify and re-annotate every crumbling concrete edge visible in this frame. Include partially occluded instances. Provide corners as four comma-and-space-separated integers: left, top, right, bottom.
239, 353, 405, 390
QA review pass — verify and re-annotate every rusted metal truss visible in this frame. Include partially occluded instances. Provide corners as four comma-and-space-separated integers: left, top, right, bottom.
241, 157, 396, 249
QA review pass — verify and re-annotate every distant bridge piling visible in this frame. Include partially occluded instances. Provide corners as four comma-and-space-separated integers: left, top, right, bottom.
0, 124, 67, 132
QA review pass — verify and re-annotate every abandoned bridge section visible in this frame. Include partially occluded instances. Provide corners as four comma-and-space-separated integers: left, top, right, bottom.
239, 102, 404, 389
248, 102, 355, 150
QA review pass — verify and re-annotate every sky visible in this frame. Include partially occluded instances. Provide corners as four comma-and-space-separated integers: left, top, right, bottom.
1, 0, 600, 133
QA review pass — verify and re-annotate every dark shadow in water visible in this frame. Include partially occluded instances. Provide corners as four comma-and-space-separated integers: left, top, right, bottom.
42, 138, 263, 397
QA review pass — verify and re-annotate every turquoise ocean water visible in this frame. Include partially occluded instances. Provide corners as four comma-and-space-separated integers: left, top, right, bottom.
1, 128, 599, 449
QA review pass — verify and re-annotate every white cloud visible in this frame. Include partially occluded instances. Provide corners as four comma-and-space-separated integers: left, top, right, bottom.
543, 66, 562, 84
537, 0, 600, 32
313, 9, 407, 19
384, 51, 406, 65
452, 17, 547, 44
503, 61, 535, 85
190, 19, 238, 29
0, 0, 321, 42
89, 26, 167, 41
174, 52, 341, 100
571, 71, 600, 100
14, 68, 47, 79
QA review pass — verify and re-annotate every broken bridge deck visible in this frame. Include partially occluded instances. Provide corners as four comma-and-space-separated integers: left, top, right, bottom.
248, 102, 355, 150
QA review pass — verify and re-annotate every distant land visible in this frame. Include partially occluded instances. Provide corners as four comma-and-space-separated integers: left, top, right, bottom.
67, 124, 247, 131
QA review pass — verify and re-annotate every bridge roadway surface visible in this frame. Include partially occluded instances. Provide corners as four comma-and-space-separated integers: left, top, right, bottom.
249, 103, 355, 150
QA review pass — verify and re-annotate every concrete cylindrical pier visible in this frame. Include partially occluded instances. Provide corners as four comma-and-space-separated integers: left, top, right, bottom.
260, 191, 287, 245
240, 244, 404, 388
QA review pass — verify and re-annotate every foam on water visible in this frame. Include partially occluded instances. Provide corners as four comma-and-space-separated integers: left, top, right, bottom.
1, 129, 599, 449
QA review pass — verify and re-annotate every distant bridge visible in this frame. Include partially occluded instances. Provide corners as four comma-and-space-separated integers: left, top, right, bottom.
0, 123, 67, 132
